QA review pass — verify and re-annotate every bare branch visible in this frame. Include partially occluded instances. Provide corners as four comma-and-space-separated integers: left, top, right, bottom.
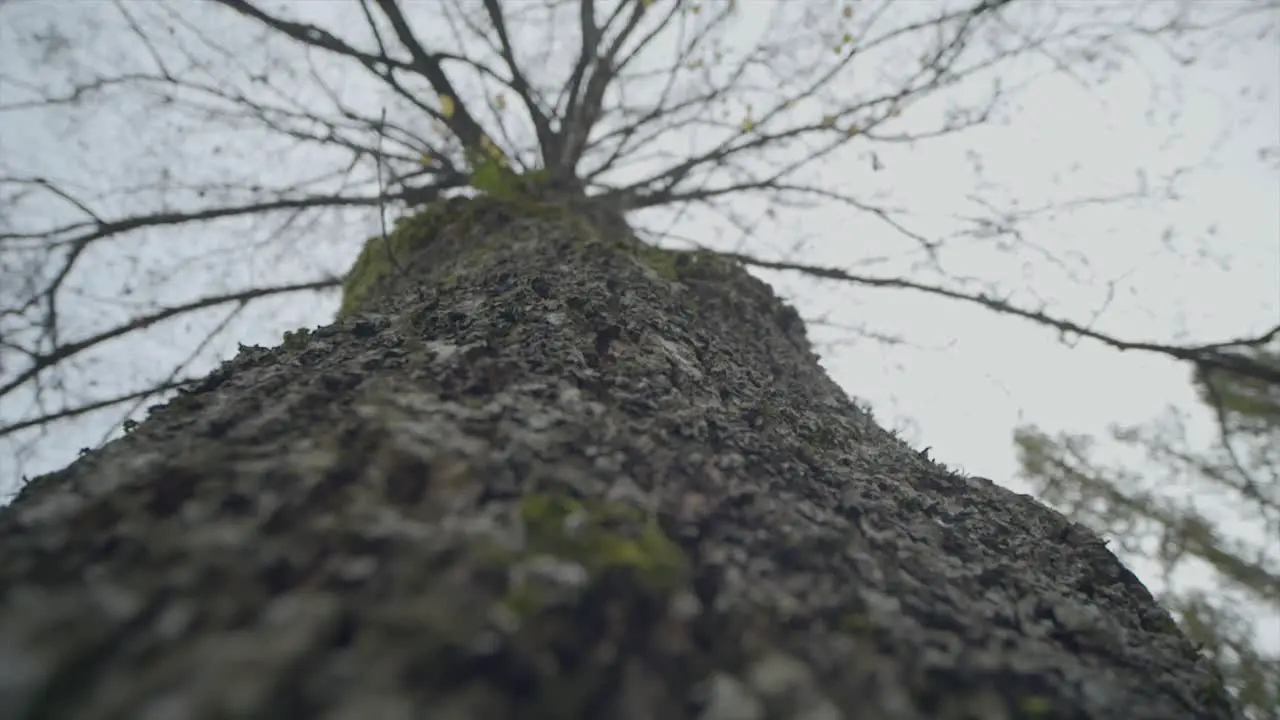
0, 278, 340, 402
481, 0, 556, 162
0, 378, 200, 440
559, 0, 652, 175
721, 252, 1280, 387
372, 0, 493, 159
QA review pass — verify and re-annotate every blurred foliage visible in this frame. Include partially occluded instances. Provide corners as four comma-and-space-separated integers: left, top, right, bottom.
1016, 343, 1280, 719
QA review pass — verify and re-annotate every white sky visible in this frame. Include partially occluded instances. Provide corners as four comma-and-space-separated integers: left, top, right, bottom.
1, 0, 1277, 653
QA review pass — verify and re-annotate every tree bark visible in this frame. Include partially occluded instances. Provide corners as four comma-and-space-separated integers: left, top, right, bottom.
0, 196, 1238, 719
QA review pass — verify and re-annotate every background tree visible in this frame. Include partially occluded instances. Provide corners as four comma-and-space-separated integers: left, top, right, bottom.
1016, 342, 1280, 719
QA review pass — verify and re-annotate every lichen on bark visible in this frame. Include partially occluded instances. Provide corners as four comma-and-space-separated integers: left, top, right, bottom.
0, 197, 1240, 719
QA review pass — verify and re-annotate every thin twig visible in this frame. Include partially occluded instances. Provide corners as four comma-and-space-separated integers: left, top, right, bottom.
376, 107, 404, 275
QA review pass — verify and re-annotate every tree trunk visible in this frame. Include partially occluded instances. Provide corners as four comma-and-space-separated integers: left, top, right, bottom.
0, 196, 1237, 719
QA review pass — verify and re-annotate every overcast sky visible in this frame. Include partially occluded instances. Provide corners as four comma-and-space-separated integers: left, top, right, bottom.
2, 0, 1277, 650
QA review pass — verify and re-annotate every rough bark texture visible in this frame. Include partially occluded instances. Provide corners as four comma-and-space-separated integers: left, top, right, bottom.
0, 196, 1237, 719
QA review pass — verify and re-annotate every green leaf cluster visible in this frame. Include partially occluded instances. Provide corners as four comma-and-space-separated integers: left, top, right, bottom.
469, 155, 553, 202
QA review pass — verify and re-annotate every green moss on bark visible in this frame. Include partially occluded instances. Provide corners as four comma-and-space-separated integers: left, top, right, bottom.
516, 493, 688, 592
631, 246, 734, 284
337, 209, 452, 319
337, 195, 621, 319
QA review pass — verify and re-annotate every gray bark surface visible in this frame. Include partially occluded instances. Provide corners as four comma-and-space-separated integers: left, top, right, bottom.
0, 197, 1237, 719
